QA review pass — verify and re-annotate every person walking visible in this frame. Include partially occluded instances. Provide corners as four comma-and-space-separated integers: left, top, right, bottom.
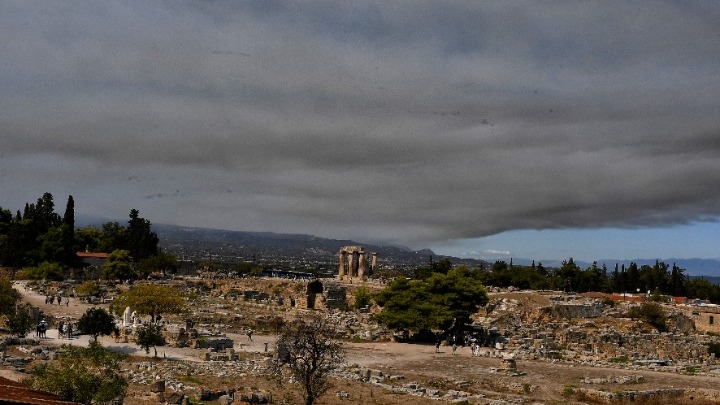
38, 319, 47, 338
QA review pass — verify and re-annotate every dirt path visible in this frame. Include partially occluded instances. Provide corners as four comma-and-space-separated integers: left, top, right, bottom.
13, 281, 277, 361
14, 281, 426, 366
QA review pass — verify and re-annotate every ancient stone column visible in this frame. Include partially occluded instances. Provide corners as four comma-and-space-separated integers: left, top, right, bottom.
371, 253, 378, 275
338, 250, 346, 280
358, 252, 367, 280
348, 252, 356, 278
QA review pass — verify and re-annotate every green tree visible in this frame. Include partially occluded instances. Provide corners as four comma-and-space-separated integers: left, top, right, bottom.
706, 341, 720, 358
553, 258, 582, 292
0, 277, 20, 316
626, 262, 640, 292
0, 194, 77, 268
1, 217, 31, 267
60, 195, 79, 268
21, 261, 65, 281
414, 258, 453, 280
374, 266, 488, 334
75, 226, 103, 253
75, 281, 101, 301
235, 261, 262, 276
486, 260, 511, 287
109, 284, 185, 322
98, 222, 128, 253
374, 277, 438, 332
26, 193, 61, 242
135, 323, 166, 357
199, 258, 218, 272
35, 192, 61, 230
6, 303, 35, 337
691, 278, 711, 300
670, 263, 687, 296
127, 209, 159, 261
353, 285, 372, 310
0, 207, 12, 235
26, 341, 128, 405
77, 307, 116, 342
274, 318, 345, 405
38, 226, 65, 264
426, 266, 489, 326
103, 249, 136, 281
627, 302, 667, 332
136, 251, 177, 279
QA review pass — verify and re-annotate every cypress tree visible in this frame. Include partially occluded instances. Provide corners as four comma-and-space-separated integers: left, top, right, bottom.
61, 195, 78, 268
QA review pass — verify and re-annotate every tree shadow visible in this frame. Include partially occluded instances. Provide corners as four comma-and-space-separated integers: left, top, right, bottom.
104, 345, 141, 355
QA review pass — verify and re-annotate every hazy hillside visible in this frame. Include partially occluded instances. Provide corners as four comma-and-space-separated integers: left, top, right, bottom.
77, 213, 719, 276
152, 223, 487, 268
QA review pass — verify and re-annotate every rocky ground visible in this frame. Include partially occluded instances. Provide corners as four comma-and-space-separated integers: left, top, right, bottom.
4, 279, 720, 404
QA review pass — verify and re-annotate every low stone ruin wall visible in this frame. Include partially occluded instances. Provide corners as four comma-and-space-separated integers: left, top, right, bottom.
575, 387, 684, 403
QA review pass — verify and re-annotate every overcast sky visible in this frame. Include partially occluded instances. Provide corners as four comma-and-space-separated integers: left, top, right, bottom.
2, 1, 720, 262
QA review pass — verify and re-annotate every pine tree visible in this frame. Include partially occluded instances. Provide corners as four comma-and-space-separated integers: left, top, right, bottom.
127, 209, 158, 261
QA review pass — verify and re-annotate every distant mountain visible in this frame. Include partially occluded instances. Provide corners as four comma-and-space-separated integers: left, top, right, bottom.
75, 212, 118, 228
74, 216, 452, 266
151, 223, 487, 268
76, 214, 719, 277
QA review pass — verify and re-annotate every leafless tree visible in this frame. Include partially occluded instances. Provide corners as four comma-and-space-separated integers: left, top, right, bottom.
274, 317, 345, 405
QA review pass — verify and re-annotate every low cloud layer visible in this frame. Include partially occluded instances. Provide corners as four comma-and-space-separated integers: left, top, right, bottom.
2, 1, 720, 245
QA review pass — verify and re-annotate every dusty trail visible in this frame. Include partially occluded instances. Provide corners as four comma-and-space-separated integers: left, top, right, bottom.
14, 281, 432, 366
13, 281, 276, 361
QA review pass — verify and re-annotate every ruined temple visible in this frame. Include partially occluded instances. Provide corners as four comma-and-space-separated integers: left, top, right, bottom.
337, 246, 377, 282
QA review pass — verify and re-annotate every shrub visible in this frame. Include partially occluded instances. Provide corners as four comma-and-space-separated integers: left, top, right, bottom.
353, 285, 372, 310
77, 307, 116, 341
707, 341, 720, 358
20, 262, 65, 281
627, 302, 667, 332
562, 386, 575, 397
6, 303, 35, 337
25, 341, 127, 405
610, 355, 630, 363
601, 297, 616, 307
75, 282, 101, 299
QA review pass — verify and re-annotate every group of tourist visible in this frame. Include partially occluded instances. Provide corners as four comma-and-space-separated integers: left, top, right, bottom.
56, 320, 74, 339
35, 319, 74, 339
434, 337, 485, 356
44, 295, 69, 306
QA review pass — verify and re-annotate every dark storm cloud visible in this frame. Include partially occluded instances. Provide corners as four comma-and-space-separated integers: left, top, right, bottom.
2, 1, 720, 243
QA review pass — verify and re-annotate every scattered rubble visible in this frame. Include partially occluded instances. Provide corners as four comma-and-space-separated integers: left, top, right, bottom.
14, 279, 720, 405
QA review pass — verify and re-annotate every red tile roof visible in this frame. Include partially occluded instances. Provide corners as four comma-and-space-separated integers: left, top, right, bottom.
0, 376, 81, 405
672, 296, 687, 304
609, 294, 645, 302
